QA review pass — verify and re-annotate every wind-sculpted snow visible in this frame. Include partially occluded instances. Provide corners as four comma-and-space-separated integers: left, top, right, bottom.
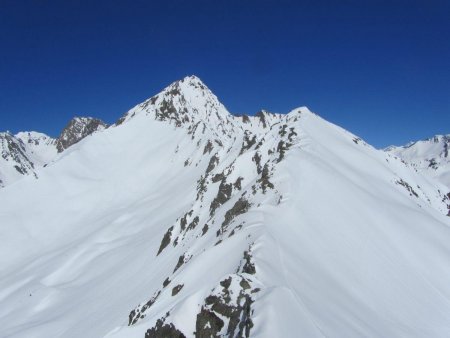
0, 76, 450, 337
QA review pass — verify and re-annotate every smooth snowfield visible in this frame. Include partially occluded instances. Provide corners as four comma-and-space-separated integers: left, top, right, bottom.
0, 76, 450, 337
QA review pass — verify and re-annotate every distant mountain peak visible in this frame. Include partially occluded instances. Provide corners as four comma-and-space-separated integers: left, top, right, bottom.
56, 116, 108, 153
385, 133, 450, 188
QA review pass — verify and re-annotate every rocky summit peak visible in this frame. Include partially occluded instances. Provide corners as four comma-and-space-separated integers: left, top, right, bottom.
56, 116, 108, 152
116, 75, 237, 138
159, 75, 217, 105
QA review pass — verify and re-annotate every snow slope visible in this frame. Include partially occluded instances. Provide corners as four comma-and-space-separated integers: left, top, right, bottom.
0, 76, 450, 337
386, 135, 450, 188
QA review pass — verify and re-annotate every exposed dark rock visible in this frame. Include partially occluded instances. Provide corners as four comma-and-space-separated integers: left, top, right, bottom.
241, 251, 256, 275
203, 140, 214, 154
220, 276, 232, 289
211, 172, 225, 183
197, 275, 257, 338
163, 277, 171, 288
145, 318, 186, 338
180, 210, 194, 231
279, 124, 288, 137
234, 177, 243, 190
252, 152, 262, 174
157, 226, 173, 256
229, 223, 244, 238
258, 163, 274, 193
239, 131, 257, 155
201, 224, 209, 236
277, 141, 287, 162
222, 197, 251, 229
168, 87, 181, 96
186, 216, 200, 232
288, 127, 298, 142
206, 154, 219, 174
240, 279, 251, 290
396, 179, 419, 198
56, 117, 107, 152
255, 111, 267, 128
174, 254, 186, 273
150, 95, 158, 104
14, 165, 25, 174
128, 290, 161, 325
210, 179, 233, 216
172, 284, 184, 296
157, 99, 178, 122
196, 175, 207, 201
428, 158, 438, 169
115, 115, 126, 125
195, 307, 225, 337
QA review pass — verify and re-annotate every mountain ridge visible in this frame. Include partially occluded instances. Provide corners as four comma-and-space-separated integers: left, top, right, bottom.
0, 76, 450, 337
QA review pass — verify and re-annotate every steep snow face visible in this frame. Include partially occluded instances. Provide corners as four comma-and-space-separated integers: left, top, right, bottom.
386, 135, 450, 188
0, 76, 450, 338
56, 117, 108, 152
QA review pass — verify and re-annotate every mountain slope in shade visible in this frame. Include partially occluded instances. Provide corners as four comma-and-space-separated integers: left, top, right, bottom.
0, 76, 449, 338
385, 135, 450, 188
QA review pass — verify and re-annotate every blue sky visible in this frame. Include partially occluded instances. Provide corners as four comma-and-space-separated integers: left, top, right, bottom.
0, 0, 449, 148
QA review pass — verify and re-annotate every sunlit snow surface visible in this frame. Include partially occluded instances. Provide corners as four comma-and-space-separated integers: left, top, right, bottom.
1, 76, 450, 337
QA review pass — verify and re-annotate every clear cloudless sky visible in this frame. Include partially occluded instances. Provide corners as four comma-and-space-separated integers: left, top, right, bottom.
0, 0, 449, 148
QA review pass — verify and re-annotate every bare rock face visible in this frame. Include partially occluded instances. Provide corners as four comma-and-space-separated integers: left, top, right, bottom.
0, 132, 35, 183
56, 117, 108, 152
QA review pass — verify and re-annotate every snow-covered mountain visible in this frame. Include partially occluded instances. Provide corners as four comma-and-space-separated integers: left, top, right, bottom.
386, 135, 450, 188
0, 75, 450, 338
0, 117, 107, 188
